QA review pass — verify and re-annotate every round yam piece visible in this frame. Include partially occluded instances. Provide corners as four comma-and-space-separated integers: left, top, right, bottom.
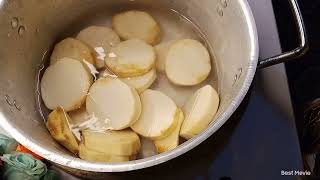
154, 108, 184, 153
121, 69, 157, 94
154, 40, 175, 72
86, 78, 141, 130
112, 10, 161, 45
77, 26, 121, 69
165, 39, 211, 86
50, 38, 96, 66
41, 58, 93, 111
100, 68, 156, 93
105, 39, 156, 78
131, 90, 179, 140
180, 85, 219, 139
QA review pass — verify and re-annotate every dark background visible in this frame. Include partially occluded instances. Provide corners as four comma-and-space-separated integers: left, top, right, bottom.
273, 0, 320, 178
273, 0, 320, 148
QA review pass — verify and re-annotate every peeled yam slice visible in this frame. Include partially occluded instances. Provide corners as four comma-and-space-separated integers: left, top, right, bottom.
155, 41, 175, 72
41, 58, 93, 111
112, 10, 161, 45
82, 130, 141, 156
79, 143, 105, 162
50, 38, 96, 66
166, 39, 211, 86
79, 143, 134, 162
68, 106, 92, 140
86, 78, 141, 130
100, 68, 156, 93
131, 90, 179, 140
47, 107, 79, 154
180, 85, 219, 139
121, 69, 157, 94
154, 108, 184, 153
105, 39, 156, 78
77, 26, 121, 69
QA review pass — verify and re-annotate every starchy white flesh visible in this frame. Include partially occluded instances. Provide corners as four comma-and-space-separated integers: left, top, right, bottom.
100, 68, 156, 93
47, 107, 79, 154
41, 58, 93, 111
131, 90, 179, 140
154, 108, 184, 153
166, 39, 211, 86
86, 78, 141, 130
68, 106, 93, 140
82, 130, 141, 156
68, 106, 90, 127
180, 85, 219, 139
79, 143, 135, 162
105, 39, 156, 78
121, 69, 157, 94
50, 38, 96, 66
155, 41, 175, 72
77, 26, 121, 69
112, 10, 161, 45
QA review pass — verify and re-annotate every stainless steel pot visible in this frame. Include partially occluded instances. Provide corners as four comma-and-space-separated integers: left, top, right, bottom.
0, 0, 307, 178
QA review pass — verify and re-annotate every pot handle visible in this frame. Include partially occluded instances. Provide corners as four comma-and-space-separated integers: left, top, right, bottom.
258, 0, 308, 69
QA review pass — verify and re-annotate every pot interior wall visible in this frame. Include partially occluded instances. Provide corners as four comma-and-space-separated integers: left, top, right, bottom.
0, 0, 255, 172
